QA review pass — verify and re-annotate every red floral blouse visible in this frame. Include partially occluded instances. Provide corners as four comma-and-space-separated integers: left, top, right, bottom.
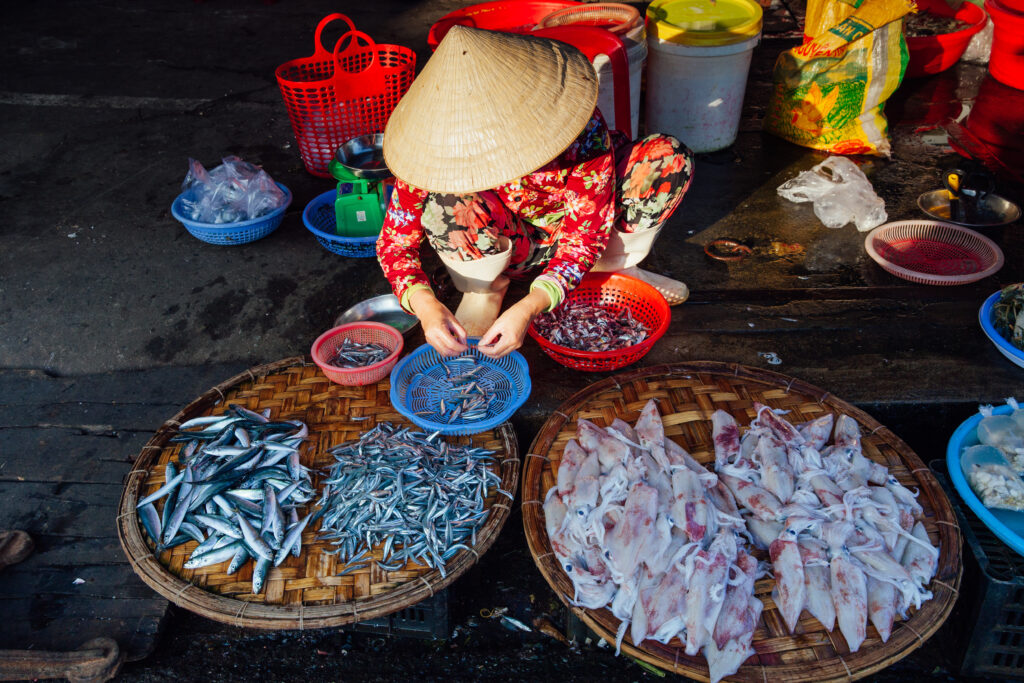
377, 110, 616, 311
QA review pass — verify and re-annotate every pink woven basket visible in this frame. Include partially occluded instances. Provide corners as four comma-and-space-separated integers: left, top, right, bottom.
864, 220, 1004, 285
310, 322, 403, 386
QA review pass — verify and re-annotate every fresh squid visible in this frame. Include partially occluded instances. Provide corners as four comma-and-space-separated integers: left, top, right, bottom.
547, 401, 939, 679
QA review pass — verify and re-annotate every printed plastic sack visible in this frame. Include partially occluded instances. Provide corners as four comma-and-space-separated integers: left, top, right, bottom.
764, 0, 916, 157
180, 156, 286, 224
777, 156, 887, 231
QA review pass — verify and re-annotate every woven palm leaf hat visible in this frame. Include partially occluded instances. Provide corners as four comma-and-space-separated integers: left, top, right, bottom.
383, 25, 599, 194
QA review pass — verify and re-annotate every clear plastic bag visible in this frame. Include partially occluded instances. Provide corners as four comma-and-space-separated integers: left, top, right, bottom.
777, 156, 888, 232
180, 156, 286, 224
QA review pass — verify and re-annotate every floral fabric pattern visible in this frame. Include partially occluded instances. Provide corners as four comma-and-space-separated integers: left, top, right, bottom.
377, 109, 694, 308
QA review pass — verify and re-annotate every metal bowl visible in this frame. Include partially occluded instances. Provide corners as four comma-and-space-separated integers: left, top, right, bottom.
332, 134, 390, 180
334, 294, 419, 335
918, 189, 1022, 227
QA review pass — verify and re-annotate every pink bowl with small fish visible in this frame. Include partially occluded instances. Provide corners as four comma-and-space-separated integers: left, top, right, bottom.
311, 322, 404, 386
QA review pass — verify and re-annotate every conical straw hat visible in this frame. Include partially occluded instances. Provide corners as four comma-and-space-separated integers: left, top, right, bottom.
383, 26, 598, 194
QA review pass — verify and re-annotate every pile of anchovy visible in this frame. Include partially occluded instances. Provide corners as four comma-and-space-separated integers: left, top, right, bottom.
328, 338, 392, 368
315, 422, 509, 578
136, 406, 315, 594
533, 301, 649, 352
412, 355, 495, 424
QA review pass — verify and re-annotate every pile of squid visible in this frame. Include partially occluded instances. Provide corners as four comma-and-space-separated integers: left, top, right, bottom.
136, 406, 315, 595
544, 400, 939, 683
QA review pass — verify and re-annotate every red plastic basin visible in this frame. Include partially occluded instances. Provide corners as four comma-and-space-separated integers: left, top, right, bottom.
986, 0, 1024, 90
427, 0, 580, 49
905, 0, 987, 78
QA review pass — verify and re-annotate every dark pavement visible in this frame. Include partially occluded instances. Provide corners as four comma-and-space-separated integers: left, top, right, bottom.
1, 0, 1022, 680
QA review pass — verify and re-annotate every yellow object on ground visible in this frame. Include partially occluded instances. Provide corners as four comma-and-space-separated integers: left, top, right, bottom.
763, 0, 917, 157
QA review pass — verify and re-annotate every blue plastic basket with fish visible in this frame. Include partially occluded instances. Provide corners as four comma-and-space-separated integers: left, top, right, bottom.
302, 190, 378, 258
171, 182, 292, 246
389, 340, 531, 436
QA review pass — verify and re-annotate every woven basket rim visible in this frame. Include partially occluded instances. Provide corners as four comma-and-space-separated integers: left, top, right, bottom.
117, 356, 519, 629
521, 361, 962, 682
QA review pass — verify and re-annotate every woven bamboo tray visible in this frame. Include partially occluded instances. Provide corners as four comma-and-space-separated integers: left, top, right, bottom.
117, 357, 518, 629
522, 362, 961, 682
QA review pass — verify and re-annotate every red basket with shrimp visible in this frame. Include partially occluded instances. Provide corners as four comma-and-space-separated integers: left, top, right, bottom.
527, 272, 670, 372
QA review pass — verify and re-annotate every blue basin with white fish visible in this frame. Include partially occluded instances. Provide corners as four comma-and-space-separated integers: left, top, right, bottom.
946, 403, 1024, 558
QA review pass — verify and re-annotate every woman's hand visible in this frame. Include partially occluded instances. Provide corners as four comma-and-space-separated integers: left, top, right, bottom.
477, 288, 551, 358
409, 289, 468, 356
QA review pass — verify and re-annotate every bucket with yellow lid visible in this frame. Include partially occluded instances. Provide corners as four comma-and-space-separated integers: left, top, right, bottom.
644, 0, 763, 152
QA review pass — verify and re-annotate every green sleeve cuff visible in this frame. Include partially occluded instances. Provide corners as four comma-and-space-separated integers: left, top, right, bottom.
530, 280, 563, 313
400, 284, 434, 315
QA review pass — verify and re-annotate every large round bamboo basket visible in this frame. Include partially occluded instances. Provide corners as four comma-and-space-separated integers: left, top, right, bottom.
522, 362, 961, 682
117, 357, 518, 629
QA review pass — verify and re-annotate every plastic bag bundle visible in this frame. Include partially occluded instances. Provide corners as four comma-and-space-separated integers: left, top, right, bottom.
777, 156, 887, 231
764, 0, 916, 157
180, 157, 286, 224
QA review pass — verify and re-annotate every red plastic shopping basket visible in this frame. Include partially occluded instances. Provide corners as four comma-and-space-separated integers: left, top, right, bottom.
275, 14, 416, 177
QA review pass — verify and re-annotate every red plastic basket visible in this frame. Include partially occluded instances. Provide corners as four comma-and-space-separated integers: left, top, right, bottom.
527, 272, 671, 372
864, 220, 1004, 286
905, 0, 987, 78
427, 0, 580, 49
311, 321, 404, 386
275, 14, 416, 177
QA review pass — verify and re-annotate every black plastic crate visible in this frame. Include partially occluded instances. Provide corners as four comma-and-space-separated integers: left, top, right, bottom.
931, 460, 1024, 679
350, 590, 449, 639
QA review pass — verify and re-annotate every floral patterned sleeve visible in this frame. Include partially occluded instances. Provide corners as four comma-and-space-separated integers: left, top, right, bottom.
376, 179, 431, 313
532, 119, 616, 303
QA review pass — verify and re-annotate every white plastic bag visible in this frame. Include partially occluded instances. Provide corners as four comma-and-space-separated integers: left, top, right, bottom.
777, 156, 887, 232
180, 156, 286, 224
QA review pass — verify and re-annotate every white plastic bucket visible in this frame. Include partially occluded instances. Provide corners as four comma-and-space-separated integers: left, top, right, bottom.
593, 29, 647, 138
645, 33, 760, 152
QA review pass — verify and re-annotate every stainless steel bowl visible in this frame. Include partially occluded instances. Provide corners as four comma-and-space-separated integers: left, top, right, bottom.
334, 294, 419, 334
918, 189, 1021, 227
332, 134, 390, 180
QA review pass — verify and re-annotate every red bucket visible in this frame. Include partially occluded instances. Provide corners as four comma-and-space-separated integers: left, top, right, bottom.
905, 0, 987, 78
427, 0, 580, 49
986, 0, 1024, 90
276, 15, 416, 177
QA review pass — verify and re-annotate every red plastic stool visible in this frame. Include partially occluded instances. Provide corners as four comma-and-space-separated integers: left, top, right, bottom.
533, 26, 631, 138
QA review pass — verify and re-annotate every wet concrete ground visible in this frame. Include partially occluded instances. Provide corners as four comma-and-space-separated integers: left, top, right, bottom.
3, 0, 1023, 680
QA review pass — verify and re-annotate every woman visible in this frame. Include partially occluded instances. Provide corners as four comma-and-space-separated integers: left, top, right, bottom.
378, 26, 693, 358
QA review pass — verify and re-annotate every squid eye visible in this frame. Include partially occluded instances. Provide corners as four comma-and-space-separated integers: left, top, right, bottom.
565, 564, 573, 572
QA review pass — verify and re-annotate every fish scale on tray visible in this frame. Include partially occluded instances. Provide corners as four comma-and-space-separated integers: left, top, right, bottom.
545, 399, 940, 683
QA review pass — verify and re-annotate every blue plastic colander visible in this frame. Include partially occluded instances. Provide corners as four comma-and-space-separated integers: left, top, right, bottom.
171, 182, 291, 246
389, 340, 531, 436
302, 190, 379, 258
